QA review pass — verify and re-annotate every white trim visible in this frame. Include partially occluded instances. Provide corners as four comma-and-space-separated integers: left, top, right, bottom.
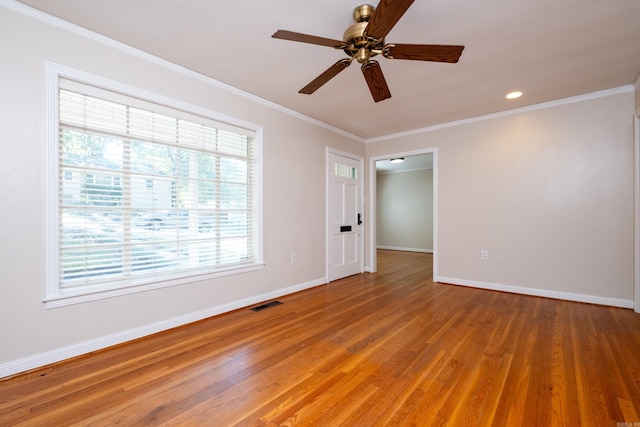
1, 276, 327, 379
368, 156, 376, 273
254, 127, 265, 266
377, 166, 434, 175
635, 114, 640, 313
44, 264, 266, 309
0, 0, 363, 143
377, 246, 433, 253
368, 148, 438, 279
44, 63, 60, 306
439, 276, 635, 309
45, 62, 266, 308
326, 148, 365, 282
365, 86, 635, 144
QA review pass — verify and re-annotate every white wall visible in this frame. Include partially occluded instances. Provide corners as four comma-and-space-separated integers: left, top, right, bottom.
0, 4, 363, 375
376, 169, 433, 252
367, 88, 636, 307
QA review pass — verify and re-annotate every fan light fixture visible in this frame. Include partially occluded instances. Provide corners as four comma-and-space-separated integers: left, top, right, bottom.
506, 91, 523, 99
390, 158, 404, 163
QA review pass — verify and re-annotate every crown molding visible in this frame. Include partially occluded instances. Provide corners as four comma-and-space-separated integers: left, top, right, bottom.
366, 85, 635, 144
1, 0, 633, 144
0, 0, 364, 143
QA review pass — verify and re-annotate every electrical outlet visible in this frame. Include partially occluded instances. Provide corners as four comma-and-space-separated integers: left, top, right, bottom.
481, 250, 489, 260
291, 253, 297, 263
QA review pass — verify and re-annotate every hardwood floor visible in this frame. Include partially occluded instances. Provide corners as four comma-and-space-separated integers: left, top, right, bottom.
2, 250, 640, 426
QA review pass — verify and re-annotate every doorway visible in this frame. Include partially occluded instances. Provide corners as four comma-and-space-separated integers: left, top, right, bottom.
368, 148, 438, 280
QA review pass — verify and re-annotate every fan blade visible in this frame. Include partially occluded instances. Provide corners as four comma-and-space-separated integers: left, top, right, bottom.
385, 44, 465, 63
299, 58, 352, 95
361, 61, 391, 102
365, 0, 415, 40
272, 30, 344, 48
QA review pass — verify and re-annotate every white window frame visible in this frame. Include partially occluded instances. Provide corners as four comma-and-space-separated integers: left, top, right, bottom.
44, 63, 264, 308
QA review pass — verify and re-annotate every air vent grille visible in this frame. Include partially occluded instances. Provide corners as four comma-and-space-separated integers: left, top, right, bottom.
250, 300, 282, 312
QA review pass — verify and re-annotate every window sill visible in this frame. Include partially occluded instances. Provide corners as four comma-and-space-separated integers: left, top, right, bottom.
43, 262, 265, 309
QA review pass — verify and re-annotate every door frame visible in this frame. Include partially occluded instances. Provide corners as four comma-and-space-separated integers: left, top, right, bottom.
326, 147, 365, 282
367, 147, 439, 281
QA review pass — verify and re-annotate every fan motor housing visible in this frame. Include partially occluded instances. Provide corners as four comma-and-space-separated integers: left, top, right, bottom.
343, 4, 384, 63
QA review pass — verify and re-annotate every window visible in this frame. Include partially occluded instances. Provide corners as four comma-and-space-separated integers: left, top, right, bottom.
46, 66, 263, 307
335, 163, 358, 179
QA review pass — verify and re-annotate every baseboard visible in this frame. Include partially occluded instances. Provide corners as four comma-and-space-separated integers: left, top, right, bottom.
437, 276, 635, 309
0, 277, 327, 379
377, 246, 433, 253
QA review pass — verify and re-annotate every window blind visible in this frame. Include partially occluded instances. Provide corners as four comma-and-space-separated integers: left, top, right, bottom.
57, 81, 257, 291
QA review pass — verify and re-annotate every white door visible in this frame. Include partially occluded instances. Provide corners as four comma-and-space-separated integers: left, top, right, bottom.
328, 151, 363, 281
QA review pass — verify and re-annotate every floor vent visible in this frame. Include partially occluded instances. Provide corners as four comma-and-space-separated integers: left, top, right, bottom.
250, 300, 282, 312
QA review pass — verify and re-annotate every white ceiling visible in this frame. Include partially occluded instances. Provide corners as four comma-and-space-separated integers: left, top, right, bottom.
15, 0, 640, 140
376, 153, 433, 172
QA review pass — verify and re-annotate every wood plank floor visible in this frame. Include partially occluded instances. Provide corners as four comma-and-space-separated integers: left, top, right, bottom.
2, 250, 640, 426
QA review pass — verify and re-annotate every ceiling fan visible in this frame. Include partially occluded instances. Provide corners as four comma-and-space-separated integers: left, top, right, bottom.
272, 0, 465, 102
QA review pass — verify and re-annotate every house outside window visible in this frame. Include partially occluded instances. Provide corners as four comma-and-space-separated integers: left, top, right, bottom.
45, 64, 263, 307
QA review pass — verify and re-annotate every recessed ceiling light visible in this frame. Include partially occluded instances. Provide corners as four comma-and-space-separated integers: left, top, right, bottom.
390, 158, 404, 163
506, 91, 523, 99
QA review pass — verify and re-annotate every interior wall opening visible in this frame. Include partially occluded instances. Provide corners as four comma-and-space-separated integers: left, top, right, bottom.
369, 150, 437, 280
